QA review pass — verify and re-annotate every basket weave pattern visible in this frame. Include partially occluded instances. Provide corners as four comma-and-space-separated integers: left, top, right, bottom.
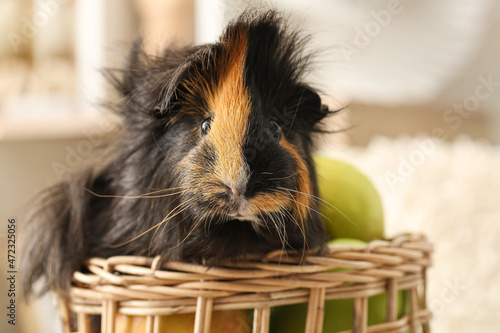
60, 233, 432, 333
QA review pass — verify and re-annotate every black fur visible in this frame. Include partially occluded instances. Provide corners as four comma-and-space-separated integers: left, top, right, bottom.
20, 9, 333, 299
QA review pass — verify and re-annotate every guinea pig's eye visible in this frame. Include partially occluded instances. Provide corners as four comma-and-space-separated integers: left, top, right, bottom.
269, 120, 282, 140
201, 117, 212, 136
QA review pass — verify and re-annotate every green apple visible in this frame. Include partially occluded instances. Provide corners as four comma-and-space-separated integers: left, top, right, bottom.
327, 238, 367, 247
270, 238, 408, 333
313, 156, 384, 242
115, 310, 250, 333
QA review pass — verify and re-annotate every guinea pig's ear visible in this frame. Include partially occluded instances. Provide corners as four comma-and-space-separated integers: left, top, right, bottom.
293, 85, 333, 130
107, 38, 199, 122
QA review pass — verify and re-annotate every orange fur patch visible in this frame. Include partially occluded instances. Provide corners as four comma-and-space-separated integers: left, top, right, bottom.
207, 29, 252, 185
280, 139, 312, 223
250, 191, 291, 213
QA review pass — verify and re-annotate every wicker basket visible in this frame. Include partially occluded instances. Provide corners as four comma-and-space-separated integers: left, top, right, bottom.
59, 233, 432, 333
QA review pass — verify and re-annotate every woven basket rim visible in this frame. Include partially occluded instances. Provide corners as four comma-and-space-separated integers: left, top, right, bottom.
59, 232, 433, 333
68, 233, 432, 299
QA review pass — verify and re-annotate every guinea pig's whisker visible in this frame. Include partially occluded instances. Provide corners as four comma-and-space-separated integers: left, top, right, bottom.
264, 199, 289, 250
268, 211, 287, 249
274, 212, 289, 250
278, 186, 357, 226
112, 197, 195, 248
267, 172, 298, 181
271, 193, 304, 236
206, 210, 225, 234
158, 197, 197, 226
85, 187, 185, 199
147, 200, 194, 255
145, 186, 185, 192
277, 186, 338, 212
269, 211, 284, 243
277, 187, 354, 261
147, 198, 198, 252
148, 224, 163, 256
147, 201, 195, 256
258, 212, 272, 234
277, 186, 325, 204
276, 188, 331, 226
273, 189, 309, 262
173, 206, 214, 249
159, 211, 192, 238
143, 187, 187, 197
279, 212, 290, 248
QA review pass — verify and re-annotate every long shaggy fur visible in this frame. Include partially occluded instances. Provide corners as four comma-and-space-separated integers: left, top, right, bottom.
21, 9, 334, 299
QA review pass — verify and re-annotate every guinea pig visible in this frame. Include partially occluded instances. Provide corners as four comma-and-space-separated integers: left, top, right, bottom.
20, 9, 334, 298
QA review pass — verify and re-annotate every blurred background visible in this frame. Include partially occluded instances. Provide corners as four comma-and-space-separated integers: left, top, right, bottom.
0, 0, 499, 332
